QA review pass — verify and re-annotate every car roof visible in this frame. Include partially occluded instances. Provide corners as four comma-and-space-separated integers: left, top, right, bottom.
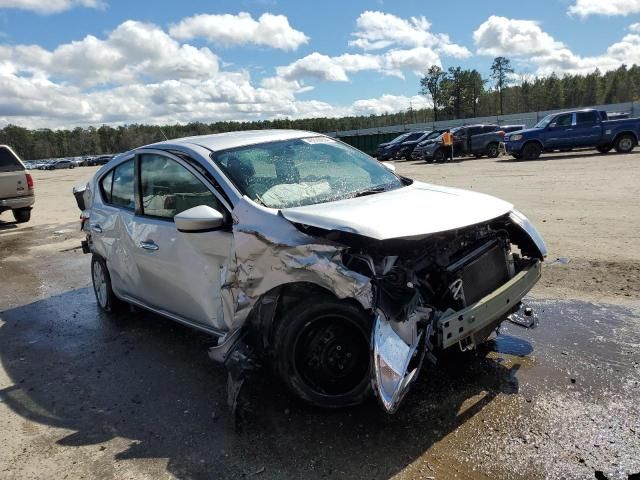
147, 129, 320, 153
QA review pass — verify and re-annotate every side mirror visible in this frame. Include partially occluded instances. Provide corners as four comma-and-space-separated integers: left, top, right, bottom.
381, 162, 396, 172
175, 205, 225, 233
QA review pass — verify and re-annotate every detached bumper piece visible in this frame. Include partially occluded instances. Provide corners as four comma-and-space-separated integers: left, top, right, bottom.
438, 259, 541, 350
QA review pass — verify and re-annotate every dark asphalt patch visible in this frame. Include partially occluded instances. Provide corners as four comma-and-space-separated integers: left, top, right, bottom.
0, 292, 638, 479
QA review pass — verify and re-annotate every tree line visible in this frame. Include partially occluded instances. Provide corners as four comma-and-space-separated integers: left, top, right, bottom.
2, 59, 640, 160
421, 58, 640, 121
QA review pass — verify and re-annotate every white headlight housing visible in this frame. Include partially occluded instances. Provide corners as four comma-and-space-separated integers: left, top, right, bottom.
509, 209, 548, 258
510, 134, 524, 141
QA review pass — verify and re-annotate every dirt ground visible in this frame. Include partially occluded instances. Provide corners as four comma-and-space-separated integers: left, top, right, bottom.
0, 151, 639, 480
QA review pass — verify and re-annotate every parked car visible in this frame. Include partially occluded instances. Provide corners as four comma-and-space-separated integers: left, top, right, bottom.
375, 133, 410, 159
87, 155, 114, 166
394, 130, 439, 159
74, 130, 546, 413
45, 159, 75, 170
38, 160, 54, 170
0, 145, 35, 223
410, 130, 446, 160
377, 132, 426, 160
471, 125, 526, 158
504, 109, 640, 160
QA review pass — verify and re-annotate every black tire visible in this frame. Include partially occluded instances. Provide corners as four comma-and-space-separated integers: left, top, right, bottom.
474, 153, 483, 159
433, 149, 445, 163
614, 134, 636, 154
597, 145, 613, 154
522, 142, 542, 160
272, 295, 372, 408
12, 208, 31, 223
91, 255, 122, 313
511, 153, 523, 160
486, 143, 500, 158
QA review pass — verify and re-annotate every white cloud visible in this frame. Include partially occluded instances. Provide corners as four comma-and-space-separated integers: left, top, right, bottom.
169, 12, 308, 51
349, 10, 470, 58
473, 16, 563, 57
351, 94, 431, 116
275, 11, 469, 86
0, 0, 104, 14
568, 0, 640, 18
276, 46, 444, 83
629, 22, 640, 32
4, 21, 219, 86
473, 15, 640, 76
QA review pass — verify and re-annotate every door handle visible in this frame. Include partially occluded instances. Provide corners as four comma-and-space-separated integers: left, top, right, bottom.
91, 223, 102, 233
139, 240, 159, 251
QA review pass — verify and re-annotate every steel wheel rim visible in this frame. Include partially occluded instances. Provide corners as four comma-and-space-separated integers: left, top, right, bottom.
293, 314, 369, 396
93, 262, 108, 308
620, 138, 633, 151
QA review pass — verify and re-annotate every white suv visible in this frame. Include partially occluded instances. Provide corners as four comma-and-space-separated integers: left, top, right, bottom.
74, 130, 546, 413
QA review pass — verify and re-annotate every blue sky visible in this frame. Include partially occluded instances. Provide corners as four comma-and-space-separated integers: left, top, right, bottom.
1, 0, 639, 128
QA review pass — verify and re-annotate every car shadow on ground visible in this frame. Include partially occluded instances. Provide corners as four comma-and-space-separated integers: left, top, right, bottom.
0, 219, 19, 231
496, 151, 614, 163
0, 288, 526, 479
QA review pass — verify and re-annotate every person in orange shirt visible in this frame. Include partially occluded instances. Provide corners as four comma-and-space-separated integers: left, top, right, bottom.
442, 129, 454, 162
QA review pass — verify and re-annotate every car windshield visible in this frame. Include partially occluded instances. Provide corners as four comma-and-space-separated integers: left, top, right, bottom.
389, 133, 410, 144
534, 114, 554, 129
213, 137, 405, 209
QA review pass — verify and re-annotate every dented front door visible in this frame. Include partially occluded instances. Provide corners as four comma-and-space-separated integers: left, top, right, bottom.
371, 311, 427, 413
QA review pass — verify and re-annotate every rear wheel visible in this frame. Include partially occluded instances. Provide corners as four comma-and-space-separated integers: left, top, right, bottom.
522, 142, 542, 160
91, 255, 122, 313
597, 145, 613, 154
273, 295, 372, 408
614, 134, 636, 154
486, 143, 500, 158
12, 208, 31, 223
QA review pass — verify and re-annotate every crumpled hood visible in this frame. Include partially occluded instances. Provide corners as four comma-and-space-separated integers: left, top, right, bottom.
280, 181, 513, 240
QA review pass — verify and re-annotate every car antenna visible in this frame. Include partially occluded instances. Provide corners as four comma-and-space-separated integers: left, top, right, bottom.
159, 128, 169, 141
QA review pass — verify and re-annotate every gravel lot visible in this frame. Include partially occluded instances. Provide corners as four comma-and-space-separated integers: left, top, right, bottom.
0, 151, 639, 479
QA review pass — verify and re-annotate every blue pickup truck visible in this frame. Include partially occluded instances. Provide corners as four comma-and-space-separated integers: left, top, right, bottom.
503, 109, 640, 160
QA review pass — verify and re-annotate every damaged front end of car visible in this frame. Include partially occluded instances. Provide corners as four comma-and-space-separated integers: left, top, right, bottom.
215, 202, 546, 416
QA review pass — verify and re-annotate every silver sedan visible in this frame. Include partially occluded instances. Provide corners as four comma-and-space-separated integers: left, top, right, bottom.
74, 130, 546, 413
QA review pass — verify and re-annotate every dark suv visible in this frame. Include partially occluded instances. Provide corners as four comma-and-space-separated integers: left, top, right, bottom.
377, 132, 427, 160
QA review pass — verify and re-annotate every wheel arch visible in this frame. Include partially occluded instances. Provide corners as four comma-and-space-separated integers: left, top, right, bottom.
613, 130, 638, 144
522, 139, 544, 150
243, 281, 369, 355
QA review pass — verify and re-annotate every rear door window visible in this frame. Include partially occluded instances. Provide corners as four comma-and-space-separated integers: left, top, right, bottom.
576, 111, 598, 126
111, 160, 135, 210
0, 147, 22, 172
100, 170, 114, 204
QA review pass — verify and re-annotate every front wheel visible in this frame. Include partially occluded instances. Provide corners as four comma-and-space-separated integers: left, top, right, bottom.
511, 153, 523, 160
272, 296, 372, 408
614, 134, 636, 154
597, 145, 613, 154
433, 149, 445, 163
522, 142, 542, 160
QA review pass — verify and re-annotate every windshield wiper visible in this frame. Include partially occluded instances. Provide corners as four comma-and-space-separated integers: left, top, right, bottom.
353, 185, 389, 198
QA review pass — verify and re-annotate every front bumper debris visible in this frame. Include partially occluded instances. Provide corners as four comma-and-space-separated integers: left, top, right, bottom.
438, 259, 542, 350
